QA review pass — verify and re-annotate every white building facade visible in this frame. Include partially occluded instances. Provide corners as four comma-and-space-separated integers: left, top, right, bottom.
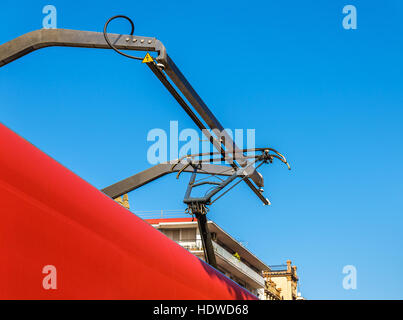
144, 217, 302, 300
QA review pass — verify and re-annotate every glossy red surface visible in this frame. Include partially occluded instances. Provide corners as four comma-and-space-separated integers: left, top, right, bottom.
0, 123, 256, 300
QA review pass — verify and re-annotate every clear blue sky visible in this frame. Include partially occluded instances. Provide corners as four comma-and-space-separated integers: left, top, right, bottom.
1, 0, 402, 299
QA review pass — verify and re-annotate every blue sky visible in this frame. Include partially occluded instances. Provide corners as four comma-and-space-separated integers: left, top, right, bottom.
1, 0, 402, 299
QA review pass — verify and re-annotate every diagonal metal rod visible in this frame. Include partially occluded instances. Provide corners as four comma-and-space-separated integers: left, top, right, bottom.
184, 170, 217, 267
196, 212, 217, 267
147, 62, 269, 205
161, 56, 265, 188
102, 161, 235, 199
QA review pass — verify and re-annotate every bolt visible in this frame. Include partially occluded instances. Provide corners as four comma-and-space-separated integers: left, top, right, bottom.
126, 37, 130, 42
148, 40, 152, 44
133, 38, 137, 42
157, 63, 165, 70
141, 39, 144, 43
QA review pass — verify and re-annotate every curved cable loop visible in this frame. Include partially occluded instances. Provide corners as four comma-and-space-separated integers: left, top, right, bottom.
103, 15, 144, 61
172, 147, 291, 172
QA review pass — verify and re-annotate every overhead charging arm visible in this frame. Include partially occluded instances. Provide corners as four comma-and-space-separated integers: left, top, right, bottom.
0, 25, 268, 205
145, 58, 267, 204
101, 161, 235, 199
0, 22, 292, 269
0, 28, 165, 67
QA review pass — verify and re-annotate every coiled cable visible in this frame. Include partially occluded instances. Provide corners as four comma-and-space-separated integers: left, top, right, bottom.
103, 15, 143, 61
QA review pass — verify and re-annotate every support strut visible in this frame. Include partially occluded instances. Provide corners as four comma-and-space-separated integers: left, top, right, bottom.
195, 209, 217, 268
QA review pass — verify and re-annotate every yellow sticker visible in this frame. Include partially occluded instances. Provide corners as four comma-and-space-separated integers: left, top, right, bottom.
142, 53, 154, 63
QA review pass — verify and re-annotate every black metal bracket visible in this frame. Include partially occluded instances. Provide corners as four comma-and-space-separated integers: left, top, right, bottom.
179, 148, 290, 268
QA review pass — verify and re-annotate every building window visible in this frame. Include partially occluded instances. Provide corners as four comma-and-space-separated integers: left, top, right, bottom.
180, 228, 196, 241
162, 229, 180, 241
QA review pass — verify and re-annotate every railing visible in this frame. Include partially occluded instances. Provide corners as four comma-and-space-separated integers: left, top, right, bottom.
159, 238, 203, 252
133, 210, 189, 219
213, 242, 265, 287
140, 214, 265, 287
158, 234, 264, 287
268, 264, 288, 272
178, 241, 203, 252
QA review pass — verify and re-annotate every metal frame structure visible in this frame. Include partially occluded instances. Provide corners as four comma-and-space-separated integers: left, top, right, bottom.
178, 148, 289, 266
0, 26, 265, 202
101, 161, 235, 199
0, 17, 290, 268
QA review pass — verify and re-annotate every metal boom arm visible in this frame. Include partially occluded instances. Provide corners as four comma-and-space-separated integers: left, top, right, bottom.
102, 161, 235, 199
0, 28, 165, 67
0, 27, 268, 205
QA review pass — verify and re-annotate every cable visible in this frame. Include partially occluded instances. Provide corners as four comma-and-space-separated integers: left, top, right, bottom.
173, 148, 291, 171
103, 15, 144, 61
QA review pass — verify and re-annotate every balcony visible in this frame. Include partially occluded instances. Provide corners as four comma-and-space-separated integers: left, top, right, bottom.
173, 238, 265, 289
212, 242, 265, 289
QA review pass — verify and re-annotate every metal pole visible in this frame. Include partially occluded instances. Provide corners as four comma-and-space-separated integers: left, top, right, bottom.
195, 211, 217, 268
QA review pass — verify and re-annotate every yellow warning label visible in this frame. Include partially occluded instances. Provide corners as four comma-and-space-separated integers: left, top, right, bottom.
142, 53, 153, 63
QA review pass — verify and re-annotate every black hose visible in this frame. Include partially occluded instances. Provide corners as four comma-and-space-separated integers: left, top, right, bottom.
103, 15, 143, 61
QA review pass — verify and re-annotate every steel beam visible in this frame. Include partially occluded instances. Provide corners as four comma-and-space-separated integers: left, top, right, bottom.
160, 55, 264, 187
196, 212, 217, 267
149, 60, 268, 204
147, 62, 268, 204
0, 28, 166, 67
101, 162, 235, 199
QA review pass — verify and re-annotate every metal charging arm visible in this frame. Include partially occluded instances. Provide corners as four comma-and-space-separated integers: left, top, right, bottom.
102, 161, 235, 199
0, 28, 268, 205
0, 28, 165, 67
